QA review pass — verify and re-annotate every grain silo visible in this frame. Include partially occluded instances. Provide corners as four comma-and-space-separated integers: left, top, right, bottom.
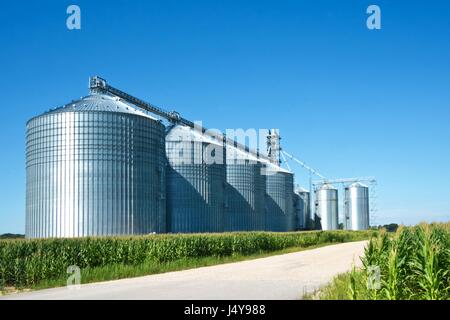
25, 94, 167, 238
225, 145, 265, 231
264, 163, 295, 232
315, 183, 339, 230
344, 182, 370, 230
165, 125, 226, 233
294, 187, 310, 230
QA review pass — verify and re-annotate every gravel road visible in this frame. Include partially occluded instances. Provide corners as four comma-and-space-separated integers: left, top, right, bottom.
1, 240, 367, 300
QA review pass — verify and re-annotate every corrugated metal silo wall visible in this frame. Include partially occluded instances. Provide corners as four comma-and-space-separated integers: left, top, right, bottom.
315, 188, 339, 230
293, 193, 302, 230
345, 185, 370, 230
265, 171, 295, 232
225, 162, 266, 231
295, 192, 311, 230
166, 127, 226, 233
302, 192, 311, 229
25, 111, 166, 238
285, 173, 295, 230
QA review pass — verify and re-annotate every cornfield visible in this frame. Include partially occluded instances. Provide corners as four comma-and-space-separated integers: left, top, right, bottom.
0, 230, 373, 289
345, 223, 450, 300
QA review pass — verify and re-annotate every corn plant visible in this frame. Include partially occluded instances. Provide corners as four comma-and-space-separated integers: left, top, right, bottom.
349, 223, 450, 300
0, 230, 372, 288
409, 226, 447, 300
348, 266, 358, 300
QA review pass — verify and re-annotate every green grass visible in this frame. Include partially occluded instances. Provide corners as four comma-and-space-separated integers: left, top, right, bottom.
309, 223, 450, 300
0, 230, 374, 293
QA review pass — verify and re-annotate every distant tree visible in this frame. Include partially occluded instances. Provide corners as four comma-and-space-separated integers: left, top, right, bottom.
338, 223, 344, 230
376, 223, 399, 233
385, 223, 399, 232
0, 233, 25, 239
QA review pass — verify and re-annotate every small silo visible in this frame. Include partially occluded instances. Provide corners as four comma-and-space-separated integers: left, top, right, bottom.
344, 182, 370, 230
294, 187, 311, 230
25, 94, 167, 238
225, 145, 265, 231
165, 125, 226, 233
315, 183, 339, 230
263, 162, 295, 232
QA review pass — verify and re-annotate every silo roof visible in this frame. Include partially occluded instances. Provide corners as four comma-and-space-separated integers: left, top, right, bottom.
349, 182, 368, 188
295, 186, 310, 193
166, 125, 292, 174
166, 125, 224, 147
257, 157, 291, 174
320, 183, 337, 190
225, 144, 260, 163
41, 94, 159, 120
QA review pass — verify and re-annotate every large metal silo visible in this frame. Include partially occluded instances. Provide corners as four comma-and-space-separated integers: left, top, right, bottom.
294, 187, 310, 230
225, 146, 265, 231
315, 184, 339, 230
165, 125, 226, 233
264, 163, 295, 232
286, 175, 295, 231
25, 94, 167, 238
344, 182, 370, 230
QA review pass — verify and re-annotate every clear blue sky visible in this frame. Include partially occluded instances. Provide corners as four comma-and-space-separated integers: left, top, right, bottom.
0, 0, 449, 233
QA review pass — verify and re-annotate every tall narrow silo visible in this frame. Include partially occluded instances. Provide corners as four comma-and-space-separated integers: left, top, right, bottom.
165, 125, 226, 233
294, 187, 310, 230
264, 163, 295, 232
225, 146, 265, 231
344, 182, 370, 230
315, 183, 339, 230
25, 94, 167, 238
